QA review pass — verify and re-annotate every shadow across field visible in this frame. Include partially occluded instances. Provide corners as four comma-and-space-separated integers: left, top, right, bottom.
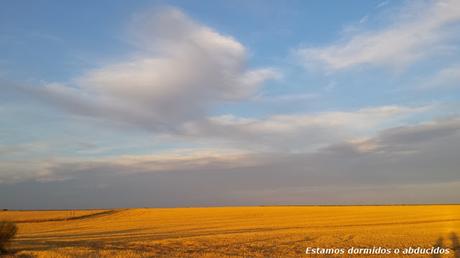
14, 210, 121, 224
14, 226, 302, 255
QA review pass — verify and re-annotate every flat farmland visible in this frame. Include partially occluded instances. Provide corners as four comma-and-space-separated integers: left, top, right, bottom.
1, 205, 459, 257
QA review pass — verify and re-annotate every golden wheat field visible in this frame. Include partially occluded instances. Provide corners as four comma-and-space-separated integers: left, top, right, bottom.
1, 205, 459, 257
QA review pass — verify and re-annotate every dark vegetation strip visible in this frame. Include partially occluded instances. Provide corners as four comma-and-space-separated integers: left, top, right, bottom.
14, 209, 122, 224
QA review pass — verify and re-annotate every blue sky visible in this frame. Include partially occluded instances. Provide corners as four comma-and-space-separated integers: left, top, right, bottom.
1, 0, 460, 208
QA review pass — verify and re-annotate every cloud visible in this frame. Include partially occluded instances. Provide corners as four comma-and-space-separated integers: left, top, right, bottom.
0, 103, 431, 184
0, 107, 442, 184
0, 160, 66, 184
32, 7, 278, 131
184, 105, 429, 151
251, 92, 320, 103
376, 1, 390, 9
0, 148, 261, 184
325, 117, 460, 154
1, 117, 459, 207
5, 7, 433, 153
297, 0, 460, 71
420, 64, 460, 89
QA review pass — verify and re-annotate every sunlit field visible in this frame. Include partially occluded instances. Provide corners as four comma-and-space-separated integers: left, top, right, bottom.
2, 205, 459, 257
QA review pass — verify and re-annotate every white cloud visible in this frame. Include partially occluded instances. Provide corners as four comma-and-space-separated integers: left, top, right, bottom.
420, 64, 460, 89
38, 7, 278, 130
298, 0, 460, 71
183, 105, 428, 151
13, 7, 435, 152
0, 159, 67, 184
376, 1, 390, 9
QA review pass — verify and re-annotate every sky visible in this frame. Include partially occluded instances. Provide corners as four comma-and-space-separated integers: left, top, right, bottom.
1, 0, 460, 209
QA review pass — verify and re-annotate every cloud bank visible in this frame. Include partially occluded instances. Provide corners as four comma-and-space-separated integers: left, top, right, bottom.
1, 118, 459, 208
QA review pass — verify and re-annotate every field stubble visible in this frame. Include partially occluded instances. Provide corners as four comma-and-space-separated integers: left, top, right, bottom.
0, 205, 459, 257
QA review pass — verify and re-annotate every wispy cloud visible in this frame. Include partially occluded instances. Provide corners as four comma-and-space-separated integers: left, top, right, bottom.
251, 92, 319, 103
297, 0, 460, 71
181, 105, 428, 151
376, 0, 390, 9
420, 64, 460, 89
